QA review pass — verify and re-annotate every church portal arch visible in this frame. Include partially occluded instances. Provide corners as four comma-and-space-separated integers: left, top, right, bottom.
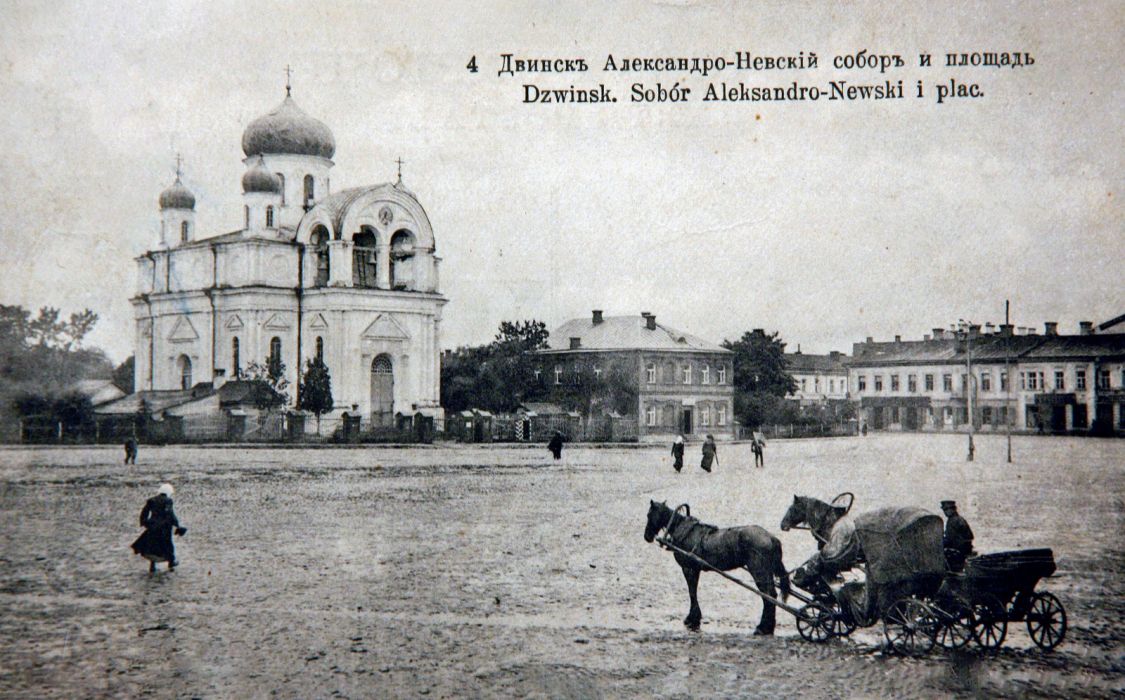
370, 354, 394, 427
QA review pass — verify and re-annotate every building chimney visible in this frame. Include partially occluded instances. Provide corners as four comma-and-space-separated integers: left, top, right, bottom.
1079, 321, 1093, 335
569, 337, 582, 349
923, 334, 931, 341
866, 336, 873, 344
796, 344, 802, 354
829, 351, 841, 359
646, 314, 657, 330
1027, 327, 1038, 335
969, 324, 981, 338
932, 328, 945, 340
592, 309, 603, 325
1044, 321, 1058, 336
894, 335, 901, 343
999, 323, 1014, 337
984, 322, 995, 334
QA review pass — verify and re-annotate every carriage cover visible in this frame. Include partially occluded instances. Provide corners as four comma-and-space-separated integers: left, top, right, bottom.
854, 507, 945, 585
806, 506, 945, 586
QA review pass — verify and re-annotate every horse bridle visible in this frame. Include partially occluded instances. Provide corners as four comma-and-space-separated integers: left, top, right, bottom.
658, 503, 691, 548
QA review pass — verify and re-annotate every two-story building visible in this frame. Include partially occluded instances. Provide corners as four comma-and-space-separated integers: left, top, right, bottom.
785, 349, 849, 407
536, 311, 735, 441
848, 321, 1125, 435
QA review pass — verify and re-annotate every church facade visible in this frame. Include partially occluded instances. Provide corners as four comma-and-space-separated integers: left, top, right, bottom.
133, 86, 446, 428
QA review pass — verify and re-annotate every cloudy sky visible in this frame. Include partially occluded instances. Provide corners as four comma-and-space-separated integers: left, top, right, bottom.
0, 0, 1120, 363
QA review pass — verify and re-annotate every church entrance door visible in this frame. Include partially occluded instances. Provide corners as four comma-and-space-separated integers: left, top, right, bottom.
370, 354, 394, 427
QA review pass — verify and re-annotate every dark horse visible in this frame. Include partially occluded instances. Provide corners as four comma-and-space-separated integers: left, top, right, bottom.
779, 495, 850, 550
644, 500, 790, 634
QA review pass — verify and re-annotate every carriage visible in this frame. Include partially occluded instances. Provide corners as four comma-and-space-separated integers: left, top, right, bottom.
788, 506, 979, 656
945, 548, 1067, 651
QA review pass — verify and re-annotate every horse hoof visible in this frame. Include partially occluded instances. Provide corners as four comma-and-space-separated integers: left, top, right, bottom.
753, 628, 774, 636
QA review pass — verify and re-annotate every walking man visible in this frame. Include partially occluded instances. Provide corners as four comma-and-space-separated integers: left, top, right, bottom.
700, 434, 718, 472
940, 500, 975, 572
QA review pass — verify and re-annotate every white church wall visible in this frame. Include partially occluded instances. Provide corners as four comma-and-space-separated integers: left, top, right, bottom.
167, 248, 213, 292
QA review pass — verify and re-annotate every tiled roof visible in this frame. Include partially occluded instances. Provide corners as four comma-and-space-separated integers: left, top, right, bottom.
850, 333, 1125, 366
786, 352, 848, 372
543, 315, 730, 354
94, 387, 212, 415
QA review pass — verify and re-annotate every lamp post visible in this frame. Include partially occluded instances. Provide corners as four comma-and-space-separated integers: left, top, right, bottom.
958, 320, 975, 462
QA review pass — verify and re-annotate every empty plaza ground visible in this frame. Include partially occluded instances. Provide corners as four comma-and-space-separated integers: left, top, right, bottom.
0, 434, 1122, 699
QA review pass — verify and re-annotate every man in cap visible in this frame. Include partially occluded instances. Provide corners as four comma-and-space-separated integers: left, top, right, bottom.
941, 500, 974, 572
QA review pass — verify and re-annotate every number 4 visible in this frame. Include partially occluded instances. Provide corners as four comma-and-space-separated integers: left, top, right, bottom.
466, 56, 478, 73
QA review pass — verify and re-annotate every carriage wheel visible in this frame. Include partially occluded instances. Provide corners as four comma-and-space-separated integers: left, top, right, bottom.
971, 593, 1008, 650
796, 604, 832, 643
1026, 591, 1067, 651
827, 607, 857, 638
934, 595, 976, 650
883, 598, 937, 656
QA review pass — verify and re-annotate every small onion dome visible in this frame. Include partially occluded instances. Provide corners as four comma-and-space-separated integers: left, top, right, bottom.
242, 95, 335, 159
242, 160, 281, 194
159, 177, 196, 210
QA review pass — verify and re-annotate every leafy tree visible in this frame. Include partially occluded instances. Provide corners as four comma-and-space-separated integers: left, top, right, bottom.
243, 360, 290, 413
297, 356, 334, 434
722, 329, 798, 427
113, 355, 135, 394
440, 320, 550, 413
550, 358, 639, 417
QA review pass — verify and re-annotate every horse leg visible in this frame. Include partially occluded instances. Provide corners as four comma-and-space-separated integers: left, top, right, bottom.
750, 564, 777, 635
682, 566, 702, 630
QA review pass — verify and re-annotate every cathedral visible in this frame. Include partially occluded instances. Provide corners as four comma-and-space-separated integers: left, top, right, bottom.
132, 83, 446, 428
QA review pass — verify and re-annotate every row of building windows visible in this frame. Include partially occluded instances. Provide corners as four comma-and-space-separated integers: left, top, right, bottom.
797, 377, 846, 394
856, 367, 1120, 394
644, 362, 728, 385
644, 403, 728, 427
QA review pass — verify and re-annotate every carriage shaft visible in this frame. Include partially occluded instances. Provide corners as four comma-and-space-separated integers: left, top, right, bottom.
655, 536, 805, 617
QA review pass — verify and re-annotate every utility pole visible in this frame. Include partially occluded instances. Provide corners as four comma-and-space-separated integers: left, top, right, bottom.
959, 319, 975, 462
1005, 300, 1013, 463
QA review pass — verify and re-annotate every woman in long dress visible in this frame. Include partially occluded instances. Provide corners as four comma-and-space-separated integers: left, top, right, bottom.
700, 434, 718, 472
131, 483, 186, 572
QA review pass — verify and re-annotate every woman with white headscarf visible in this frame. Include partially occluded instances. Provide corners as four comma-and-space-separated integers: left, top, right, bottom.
131, 483, 186, 572
671, 435, 685, 472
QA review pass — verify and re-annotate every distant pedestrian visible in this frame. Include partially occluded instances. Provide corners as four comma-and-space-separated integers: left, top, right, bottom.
547, 430, 564, 460
861, 422, 868, 437
131, 483, 186, 572
751, 432, 765, 468
123, 436, 138, 465
671, 435, 685, 472
700, 434, 718, 472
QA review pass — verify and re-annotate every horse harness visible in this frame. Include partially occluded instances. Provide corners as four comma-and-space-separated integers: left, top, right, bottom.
659, 503, 707, 557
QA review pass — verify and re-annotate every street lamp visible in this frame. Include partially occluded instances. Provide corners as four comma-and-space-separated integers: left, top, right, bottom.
957, 320, 975, 462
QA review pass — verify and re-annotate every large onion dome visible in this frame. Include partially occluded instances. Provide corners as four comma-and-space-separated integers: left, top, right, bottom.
242, 95, 335, 159
159, 177, 196, 210
242, 158, 281, 194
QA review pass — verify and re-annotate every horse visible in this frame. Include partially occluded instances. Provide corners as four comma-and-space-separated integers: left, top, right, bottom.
644, 500, 790, 634
779, 494, 850, 550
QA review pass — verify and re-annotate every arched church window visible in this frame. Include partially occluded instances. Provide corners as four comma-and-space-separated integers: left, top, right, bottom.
389, 229, 416, 291
244, 205, 250, 229
352, 228, 378, 288
232, 337, 240, 377
311, 227, 330, 287
315, 336, 324, 361
266, 206, 275, 228
372, 354, 393, 374
303, 175, 314, 206
269, 337, 282, 376
180, 221, 189, 242
276, 173, 285, 205
178, 355, 192, 390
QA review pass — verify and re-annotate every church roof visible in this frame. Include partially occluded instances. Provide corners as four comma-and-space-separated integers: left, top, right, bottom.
159, 177, 196, 210
314, 183, 428, 238
242, 94, 335, 159
542, 315, 730, 354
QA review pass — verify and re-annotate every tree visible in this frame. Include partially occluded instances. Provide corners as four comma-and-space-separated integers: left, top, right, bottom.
722, 329, 798, 427
439, 320, 551, 413
297, 356, 334, 434
243, 360, 290, 413
113, 355, 135, 394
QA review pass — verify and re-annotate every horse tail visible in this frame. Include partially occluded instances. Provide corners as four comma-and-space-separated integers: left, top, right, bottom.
774, 538, 790, 603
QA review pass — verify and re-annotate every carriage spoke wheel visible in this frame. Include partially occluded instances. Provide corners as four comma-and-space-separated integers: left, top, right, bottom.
934, 596, 975, 650
796, 604, 832, 643
971, 593, 1008, 650
1026, 591, 1067, 651
828, 606, 857, 638
883, 598, 937, 657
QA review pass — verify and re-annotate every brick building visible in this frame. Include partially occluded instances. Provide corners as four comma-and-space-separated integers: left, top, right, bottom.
536, 311, 735, 441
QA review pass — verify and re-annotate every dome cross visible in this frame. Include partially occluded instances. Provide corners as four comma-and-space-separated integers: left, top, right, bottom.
285, 65, 293, 96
